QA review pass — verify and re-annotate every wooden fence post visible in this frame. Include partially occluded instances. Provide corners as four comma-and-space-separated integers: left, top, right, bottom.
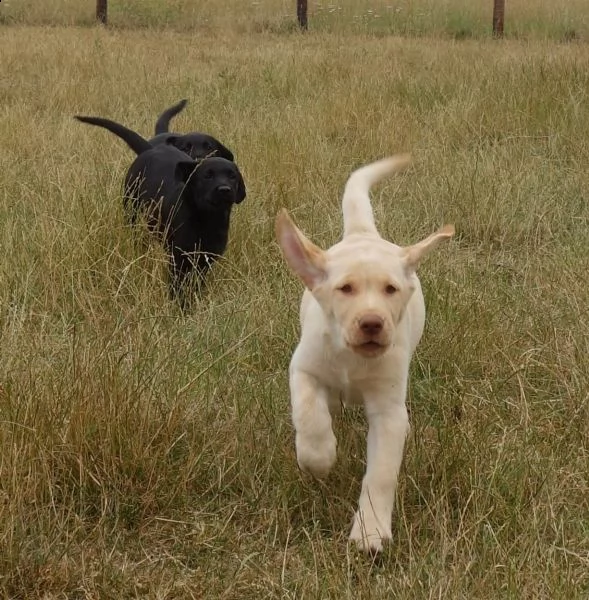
96, 0, 107, 25
492, 0, 505, 37
297, 0, 308, 30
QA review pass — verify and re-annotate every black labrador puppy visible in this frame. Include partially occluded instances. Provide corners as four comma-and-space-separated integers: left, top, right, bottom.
75, 115, 246, 301
149, 99, 234, 163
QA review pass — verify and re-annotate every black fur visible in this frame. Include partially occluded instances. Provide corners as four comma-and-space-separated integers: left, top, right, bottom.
75, 115, 152, 155
154, 98, 188, 135
150, 99, 235, 162
75, 115, 246, 301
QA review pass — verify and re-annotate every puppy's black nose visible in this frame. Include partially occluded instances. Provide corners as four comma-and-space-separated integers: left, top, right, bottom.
216, 185, 232, 196
359, 315, 384, 336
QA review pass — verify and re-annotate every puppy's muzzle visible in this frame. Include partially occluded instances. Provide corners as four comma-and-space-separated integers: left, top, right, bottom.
215, 185, 234, 203
352, 314, 388, 356
360, 315, 383, 336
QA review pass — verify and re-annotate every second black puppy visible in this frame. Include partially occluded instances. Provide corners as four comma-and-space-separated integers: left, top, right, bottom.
150, 99, 235, 163
75, 115, 246, 300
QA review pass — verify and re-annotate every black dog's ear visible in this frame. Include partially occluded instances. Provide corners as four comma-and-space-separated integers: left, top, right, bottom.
175, 160, 197, 183
217, 143, 234, 162
235, 168, 246, 204
165, 135, 180, 147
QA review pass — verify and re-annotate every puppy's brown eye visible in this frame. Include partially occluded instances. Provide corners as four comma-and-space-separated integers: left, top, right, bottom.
385, 284, 397, 295
339, 284, 353, 294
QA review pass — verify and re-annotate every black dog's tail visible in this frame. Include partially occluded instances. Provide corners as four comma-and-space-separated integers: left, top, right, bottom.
75, 115, 152, 156
154, 99, 188, 135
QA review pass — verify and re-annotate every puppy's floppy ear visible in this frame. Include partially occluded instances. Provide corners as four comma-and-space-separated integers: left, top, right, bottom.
165, 135, 180, 146
175, 160, 197, 183
402, 224, 455, 273
235, 168, 246, 204
216, 143, 234, 162
275, 209, 327, 290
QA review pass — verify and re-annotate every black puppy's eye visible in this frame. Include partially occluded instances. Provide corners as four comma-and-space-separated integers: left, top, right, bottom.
227, 172, 236, 180
204, 170, 214, 179
385, 284, 397, 295
202, 141, 211, 151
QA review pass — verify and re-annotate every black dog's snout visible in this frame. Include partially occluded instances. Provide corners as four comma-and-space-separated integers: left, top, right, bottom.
216, 185, 233, 196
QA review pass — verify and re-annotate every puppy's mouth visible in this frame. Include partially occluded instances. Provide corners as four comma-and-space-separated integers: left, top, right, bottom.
352, 340, 388, 357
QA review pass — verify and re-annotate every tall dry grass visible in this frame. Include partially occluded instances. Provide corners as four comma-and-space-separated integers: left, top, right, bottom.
0, 2, 588, 598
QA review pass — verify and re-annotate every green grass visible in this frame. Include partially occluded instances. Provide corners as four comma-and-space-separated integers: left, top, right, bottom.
1, 2, 589, 597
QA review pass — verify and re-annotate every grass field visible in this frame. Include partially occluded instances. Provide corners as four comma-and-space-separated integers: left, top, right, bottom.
1, 1, 588, 598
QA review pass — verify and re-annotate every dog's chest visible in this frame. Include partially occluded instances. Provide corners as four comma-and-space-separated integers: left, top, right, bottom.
294, 338, 381, 393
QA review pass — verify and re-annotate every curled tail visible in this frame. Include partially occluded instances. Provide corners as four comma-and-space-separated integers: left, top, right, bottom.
342, 154, 412, 237
74, 115, 152, 156
154, 99, 188, 135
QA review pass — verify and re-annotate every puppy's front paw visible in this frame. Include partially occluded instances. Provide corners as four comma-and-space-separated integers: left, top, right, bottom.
296, 432, 336, 479
349, 511, 391, 555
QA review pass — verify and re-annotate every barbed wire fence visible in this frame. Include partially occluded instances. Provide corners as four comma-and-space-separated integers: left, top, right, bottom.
94, 1, 506, 36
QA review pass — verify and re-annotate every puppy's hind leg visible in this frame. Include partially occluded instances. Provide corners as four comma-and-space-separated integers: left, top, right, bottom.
290, 370, 337, 479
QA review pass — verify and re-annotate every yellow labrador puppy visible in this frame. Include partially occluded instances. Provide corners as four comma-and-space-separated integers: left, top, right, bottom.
275, 155, 454, 554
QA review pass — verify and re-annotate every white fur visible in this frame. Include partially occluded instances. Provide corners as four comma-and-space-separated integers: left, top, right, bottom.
276, 155, 454, 554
